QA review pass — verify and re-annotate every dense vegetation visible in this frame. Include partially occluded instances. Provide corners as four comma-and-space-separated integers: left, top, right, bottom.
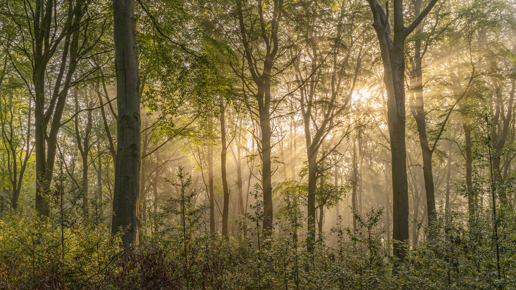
0, 0, 516, 288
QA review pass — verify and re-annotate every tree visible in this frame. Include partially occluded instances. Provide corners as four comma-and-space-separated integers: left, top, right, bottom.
3, 0, 105, 218
220, 102, 230, 237
366, 0, 439, 263
233, 0, 287, 232
74, 88, 95, 216
0, 70, 33, 211
111, 0, 141, 248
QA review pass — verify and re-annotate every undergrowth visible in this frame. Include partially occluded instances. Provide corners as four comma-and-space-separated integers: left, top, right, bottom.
1, 167, 516, 289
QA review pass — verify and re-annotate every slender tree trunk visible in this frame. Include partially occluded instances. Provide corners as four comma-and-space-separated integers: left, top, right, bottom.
139, 119, 149, 231
318, 204, 324, 239
208, 142, 215, 236
97, 84, 117, 163
457, 93, 475, 215
235, 118, 245, 237
111, 0, 141, 247
384, 163, 391, 242
409, 20, 437, 229
411, 181, 421, 247
139, 153, 146, 229
75, 89, 93, 217
221, 105, 230, 237
290, 99, 296, 180
82, 151, 89, 215
243, 139, 254, 239
352, 139, 358, 230
358, 138, 363, 216
445, 141, 453, 222
335, 165, 339, 223
307, 144, 318, 248
153, 177, 158, 232
98, 142, 103, 216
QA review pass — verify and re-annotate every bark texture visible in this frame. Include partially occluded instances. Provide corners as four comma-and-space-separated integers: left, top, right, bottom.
111, 0, 141, 248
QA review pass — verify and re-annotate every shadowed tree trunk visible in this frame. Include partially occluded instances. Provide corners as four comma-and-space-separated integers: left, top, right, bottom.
444, 140, 453, 222
75, 89, 94, 216
208, 141, 215, 236
408, 4, 438, 229
464, 122, 474, 214
231, 116, 245, 238
97, 142, 103, 216
221, 104, 230, 237
111, 0, 141, 248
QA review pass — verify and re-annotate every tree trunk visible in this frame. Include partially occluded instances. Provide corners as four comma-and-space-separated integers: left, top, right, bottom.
97, 84, 117, 164
75, 89, 93, 216
290, 99, 296, 180
138, 118, 149, 231
221, 105, 230, 237
379, 25, 410, 264
259, 102, 274, 232
411, 178, 421, 247
318, 203, 324, 239
463, 118, 475, 216
335, 165, 339, 224
306, 143, 318, 248
409, 16, 437, 229
208, 142, 215, 236
384, 163, 391, 242
139, 153, 146, 229
358, 137, 363, 216
35, 64, 49, 217
445, 141, 453, 222
98, 142, 103, 216
235, 118, 245, 237
111, 0, 141, 248
153, 177, 158, 232
352, 139, 358, 230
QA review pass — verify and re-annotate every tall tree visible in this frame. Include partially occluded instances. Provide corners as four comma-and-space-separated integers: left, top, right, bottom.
111, 0, 141, 248
294, 0, 369, 248
220, 103, 230, 237
0, 89, 33, 211
74, 88, 94, 216
3, 0, 104, 217
366, 0, 439, 262
234, 0, 286, 232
